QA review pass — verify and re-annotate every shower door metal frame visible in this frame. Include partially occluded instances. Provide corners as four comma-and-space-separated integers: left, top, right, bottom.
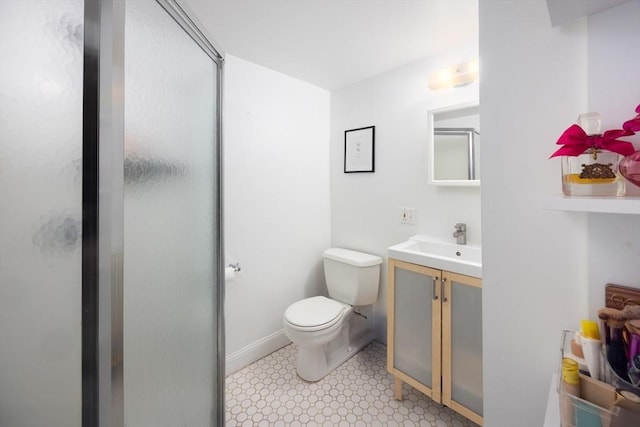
83, 1, 124, 425
83, 0, 225, 425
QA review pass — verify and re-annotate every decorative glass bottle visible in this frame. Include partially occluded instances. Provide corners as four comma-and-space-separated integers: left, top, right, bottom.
620, 150, 640, 188
619, 105, 640, 189
557, 113, 627, 196
561, 150, 625, 196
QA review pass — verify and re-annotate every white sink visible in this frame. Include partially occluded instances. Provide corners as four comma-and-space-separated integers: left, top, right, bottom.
388, 235, 482, 278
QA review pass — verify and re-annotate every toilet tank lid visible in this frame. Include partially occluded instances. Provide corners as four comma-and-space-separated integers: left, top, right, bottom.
323, 248, 382, 267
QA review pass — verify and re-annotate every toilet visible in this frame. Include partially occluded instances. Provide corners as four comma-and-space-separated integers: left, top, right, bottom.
282, 248, 382, 382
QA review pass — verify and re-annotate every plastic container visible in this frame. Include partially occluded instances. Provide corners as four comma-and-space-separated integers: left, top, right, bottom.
558, 331, 620, 427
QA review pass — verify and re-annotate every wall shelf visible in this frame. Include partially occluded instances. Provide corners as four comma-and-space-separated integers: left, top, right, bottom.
542, 195, 640, 215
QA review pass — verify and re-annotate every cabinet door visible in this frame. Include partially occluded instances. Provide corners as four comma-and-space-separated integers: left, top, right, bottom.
442, 271, 483, 425
387, 259, 442, 401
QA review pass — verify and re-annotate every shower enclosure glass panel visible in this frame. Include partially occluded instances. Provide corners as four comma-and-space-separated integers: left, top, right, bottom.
123, 1, 217, 425
0, 1, 83, 426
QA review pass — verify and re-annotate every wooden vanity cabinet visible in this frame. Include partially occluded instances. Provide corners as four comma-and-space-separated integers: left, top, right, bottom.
387, 258, 483, 426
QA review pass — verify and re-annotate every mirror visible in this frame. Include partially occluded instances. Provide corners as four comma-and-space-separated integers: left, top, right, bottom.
427, 103, 480, 186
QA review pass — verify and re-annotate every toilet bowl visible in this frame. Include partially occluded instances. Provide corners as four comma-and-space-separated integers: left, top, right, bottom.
283, 248, 382, 382
283, 296, 352, 381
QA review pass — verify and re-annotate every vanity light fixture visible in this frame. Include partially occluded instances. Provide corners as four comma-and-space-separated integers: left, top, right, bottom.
428, 59, 479, 90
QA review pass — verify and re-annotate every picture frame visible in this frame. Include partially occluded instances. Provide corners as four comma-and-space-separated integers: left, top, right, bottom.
344, 126, 375, 173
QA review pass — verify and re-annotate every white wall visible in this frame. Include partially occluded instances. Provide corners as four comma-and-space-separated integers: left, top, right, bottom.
480, 0, 640, 425
586, 0, 640, 315
330, 45, 480, 342
223, 55, 331, 372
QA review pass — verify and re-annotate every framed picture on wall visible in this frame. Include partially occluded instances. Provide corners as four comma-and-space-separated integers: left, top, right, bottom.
344, 126, 375, 173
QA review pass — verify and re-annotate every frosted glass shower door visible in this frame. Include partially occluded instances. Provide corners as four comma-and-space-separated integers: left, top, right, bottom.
123, 1, 220, 425
0, 2, 83, 426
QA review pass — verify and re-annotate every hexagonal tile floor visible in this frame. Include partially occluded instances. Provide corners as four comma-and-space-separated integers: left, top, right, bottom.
225, 341, 479, 426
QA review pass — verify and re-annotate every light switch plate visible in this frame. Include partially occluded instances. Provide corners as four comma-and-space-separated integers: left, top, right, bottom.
399, 207, 416, 225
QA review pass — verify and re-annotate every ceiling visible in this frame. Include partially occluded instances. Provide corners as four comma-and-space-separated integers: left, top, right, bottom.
545, 0, 632, 27
183, 0, 479, 90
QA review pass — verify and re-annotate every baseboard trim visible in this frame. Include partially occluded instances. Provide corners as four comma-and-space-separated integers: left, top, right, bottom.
225, 329, 291, 375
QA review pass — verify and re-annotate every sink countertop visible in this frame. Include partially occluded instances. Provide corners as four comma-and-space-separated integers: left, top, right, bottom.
388, 235, 482, 278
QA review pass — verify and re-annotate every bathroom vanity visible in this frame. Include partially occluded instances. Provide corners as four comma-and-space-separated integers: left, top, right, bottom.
387, 236, 483, 425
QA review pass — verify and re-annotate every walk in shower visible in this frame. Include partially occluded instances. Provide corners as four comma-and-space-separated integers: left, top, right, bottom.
0, 1, 224, 425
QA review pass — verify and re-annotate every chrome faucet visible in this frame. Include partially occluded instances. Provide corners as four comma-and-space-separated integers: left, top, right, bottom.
453, 223, 467, 245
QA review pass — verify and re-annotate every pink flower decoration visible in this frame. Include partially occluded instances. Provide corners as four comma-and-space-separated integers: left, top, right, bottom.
623, 104, 640, 132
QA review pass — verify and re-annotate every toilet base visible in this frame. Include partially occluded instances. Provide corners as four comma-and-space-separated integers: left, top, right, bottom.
294, 312, 374, 382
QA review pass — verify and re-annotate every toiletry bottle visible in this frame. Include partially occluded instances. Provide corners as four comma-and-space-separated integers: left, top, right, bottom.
560, 357, 580, 427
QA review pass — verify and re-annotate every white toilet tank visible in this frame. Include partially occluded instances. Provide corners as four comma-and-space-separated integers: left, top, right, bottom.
322, 248, 382, 306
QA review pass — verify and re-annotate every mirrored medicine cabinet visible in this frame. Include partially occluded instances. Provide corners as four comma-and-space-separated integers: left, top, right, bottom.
427, 103, 480, 186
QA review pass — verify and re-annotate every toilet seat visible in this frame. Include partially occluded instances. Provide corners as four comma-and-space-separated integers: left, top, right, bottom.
284, 296, 350, 332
